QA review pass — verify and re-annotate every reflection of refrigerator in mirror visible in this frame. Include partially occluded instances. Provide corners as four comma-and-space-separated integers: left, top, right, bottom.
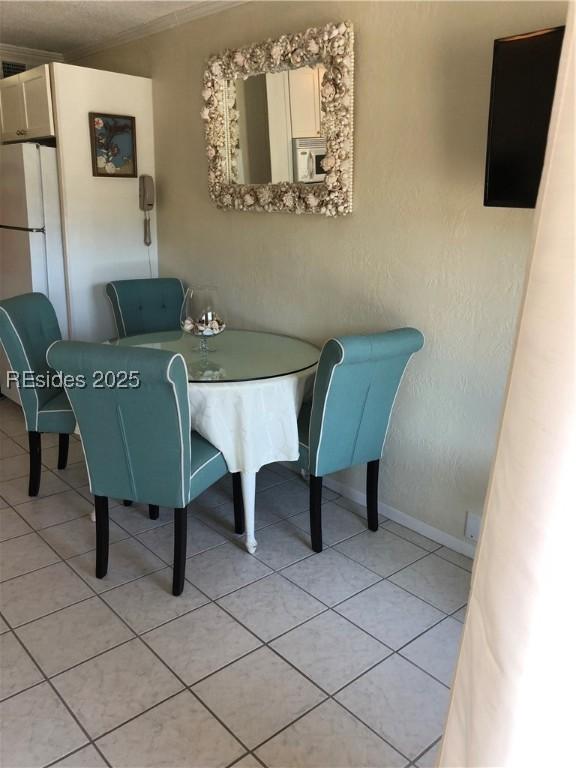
265, 65, 325, 183
0, 143, 68, 402
265, 72, 293, 183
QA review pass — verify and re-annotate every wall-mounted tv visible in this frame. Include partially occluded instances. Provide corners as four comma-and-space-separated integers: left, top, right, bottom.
484, 26, 564, 209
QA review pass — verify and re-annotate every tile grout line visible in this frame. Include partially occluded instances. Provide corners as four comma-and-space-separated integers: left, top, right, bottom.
430, 550, 474, 575
0, 464, 90, 507
0, 506, 97, 546
329, 535, 432, 581
411, 735, 442, 766
3, 622, 112, 768
394, 650, 453, 691
383, 575, 468, 616
0, 630, 46, 704
43, 743, 109, 768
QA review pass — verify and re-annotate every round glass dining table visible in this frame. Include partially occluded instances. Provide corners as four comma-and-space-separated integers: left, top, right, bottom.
112, 329, 320, 382
112, 329, 320, 553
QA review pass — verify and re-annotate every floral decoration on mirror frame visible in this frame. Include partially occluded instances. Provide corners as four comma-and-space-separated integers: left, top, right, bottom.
201, 21, 354, 216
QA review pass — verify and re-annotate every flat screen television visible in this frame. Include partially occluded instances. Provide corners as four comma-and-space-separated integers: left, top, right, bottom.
484, 26, 564, 208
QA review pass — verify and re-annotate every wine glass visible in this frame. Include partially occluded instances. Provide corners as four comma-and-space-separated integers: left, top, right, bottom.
180, 286, 226, 353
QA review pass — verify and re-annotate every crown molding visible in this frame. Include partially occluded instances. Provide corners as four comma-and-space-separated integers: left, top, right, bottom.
67, 0, 247, 62
0, 42, 65, 64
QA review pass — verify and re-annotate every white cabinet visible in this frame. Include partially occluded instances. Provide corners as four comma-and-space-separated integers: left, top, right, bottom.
0, 65, 54, 142
288, 67, 323, 138
0, 77, 25, 140
20, 67, 54, 139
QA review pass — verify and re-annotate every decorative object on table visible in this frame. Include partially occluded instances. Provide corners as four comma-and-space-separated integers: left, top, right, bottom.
106, 278, 186, 338
0, 293, 75, 496
46, 341, 245, 596
296, 328, 425, 552
196, 363, 227, 381
180, 286, 226, 353
89, 112, 137, 177
201, 20, 354, 216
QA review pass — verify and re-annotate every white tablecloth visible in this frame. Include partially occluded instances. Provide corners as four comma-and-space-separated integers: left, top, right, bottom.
187, 368, 315, 474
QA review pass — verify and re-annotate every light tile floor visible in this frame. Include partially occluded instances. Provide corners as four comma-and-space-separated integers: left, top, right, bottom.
0, 397, 473, 767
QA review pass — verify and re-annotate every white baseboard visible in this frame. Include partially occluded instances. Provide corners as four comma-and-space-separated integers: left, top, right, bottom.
279, 463, 476, 559
323, 475, 476, 559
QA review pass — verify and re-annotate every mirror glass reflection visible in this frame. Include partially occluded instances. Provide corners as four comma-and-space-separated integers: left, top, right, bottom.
226, 64, 327, 185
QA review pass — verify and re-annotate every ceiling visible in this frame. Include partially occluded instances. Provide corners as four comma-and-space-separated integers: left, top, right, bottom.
0, 1, 211, 56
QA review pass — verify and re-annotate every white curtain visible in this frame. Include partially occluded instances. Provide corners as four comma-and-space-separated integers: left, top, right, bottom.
440, 6, 575, 767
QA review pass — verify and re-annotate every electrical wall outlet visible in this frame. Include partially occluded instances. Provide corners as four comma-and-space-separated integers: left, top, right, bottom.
465, 511, 481, 542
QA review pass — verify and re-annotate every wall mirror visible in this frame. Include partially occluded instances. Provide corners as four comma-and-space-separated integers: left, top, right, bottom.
202, 21, 354, 216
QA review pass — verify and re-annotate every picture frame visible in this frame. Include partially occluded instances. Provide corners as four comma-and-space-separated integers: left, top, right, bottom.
89, 112, 137, 178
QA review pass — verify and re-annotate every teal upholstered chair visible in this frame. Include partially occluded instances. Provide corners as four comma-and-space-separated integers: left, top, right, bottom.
297, 328, 424, 552
0, 293, 75, 496
46, 341, 236, 596
106, 278, 186, 338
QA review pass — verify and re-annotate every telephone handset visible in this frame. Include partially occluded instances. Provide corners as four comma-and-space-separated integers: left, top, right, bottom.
139, 175, 155, 246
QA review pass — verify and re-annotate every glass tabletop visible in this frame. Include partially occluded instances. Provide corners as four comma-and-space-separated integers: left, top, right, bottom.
112, 329, 320, 383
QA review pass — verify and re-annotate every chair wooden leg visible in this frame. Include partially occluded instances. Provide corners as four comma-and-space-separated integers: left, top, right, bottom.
232, 473, 245, 534
57, 433, 69, 470
367, 460, 379, 531
28, 431, 41, 497
122, 500, 132, 506
173, 507, 187, 596
149, 505, 159, 520
310, 474, 323, 552
94, 495, 109, 579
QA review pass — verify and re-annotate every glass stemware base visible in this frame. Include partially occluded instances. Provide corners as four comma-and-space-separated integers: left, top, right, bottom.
196, 337, 213, 354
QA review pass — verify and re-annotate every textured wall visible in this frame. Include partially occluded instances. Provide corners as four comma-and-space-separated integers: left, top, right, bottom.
75, 1, 567, 543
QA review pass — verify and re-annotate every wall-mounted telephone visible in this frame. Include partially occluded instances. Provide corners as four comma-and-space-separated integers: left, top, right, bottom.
139, 175, 155, 246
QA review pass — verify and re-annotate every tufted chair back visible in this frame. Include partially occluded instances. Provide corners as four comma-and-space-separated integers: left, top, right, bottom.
105, 278, 185, 338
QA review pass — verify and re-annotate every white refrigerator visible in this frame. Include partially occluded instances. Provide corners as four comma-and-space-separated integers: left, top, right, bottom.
0, 143, 68, 402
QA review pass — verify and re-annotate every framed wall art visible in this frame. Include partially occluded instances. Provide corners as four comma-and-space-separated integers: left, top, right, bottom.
89, 112, 137, 177
201, 21, 354, 216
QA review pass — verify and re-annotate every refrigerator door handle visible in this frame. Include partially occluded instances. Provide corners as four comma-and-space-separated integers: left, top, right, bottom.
0, 224, 45, 234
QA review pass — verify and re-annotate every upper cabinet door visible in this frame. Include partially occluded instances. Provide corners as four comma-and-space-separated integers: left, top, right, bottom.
0, 77, 26, 142
0, 65, 54, 143
288, 67, 322, 138
20, 65, 54, 139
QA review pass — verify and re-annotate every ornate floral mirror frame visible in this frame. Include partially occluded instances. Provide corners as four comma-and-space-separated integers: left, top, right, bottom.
201, 21, 354, 216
